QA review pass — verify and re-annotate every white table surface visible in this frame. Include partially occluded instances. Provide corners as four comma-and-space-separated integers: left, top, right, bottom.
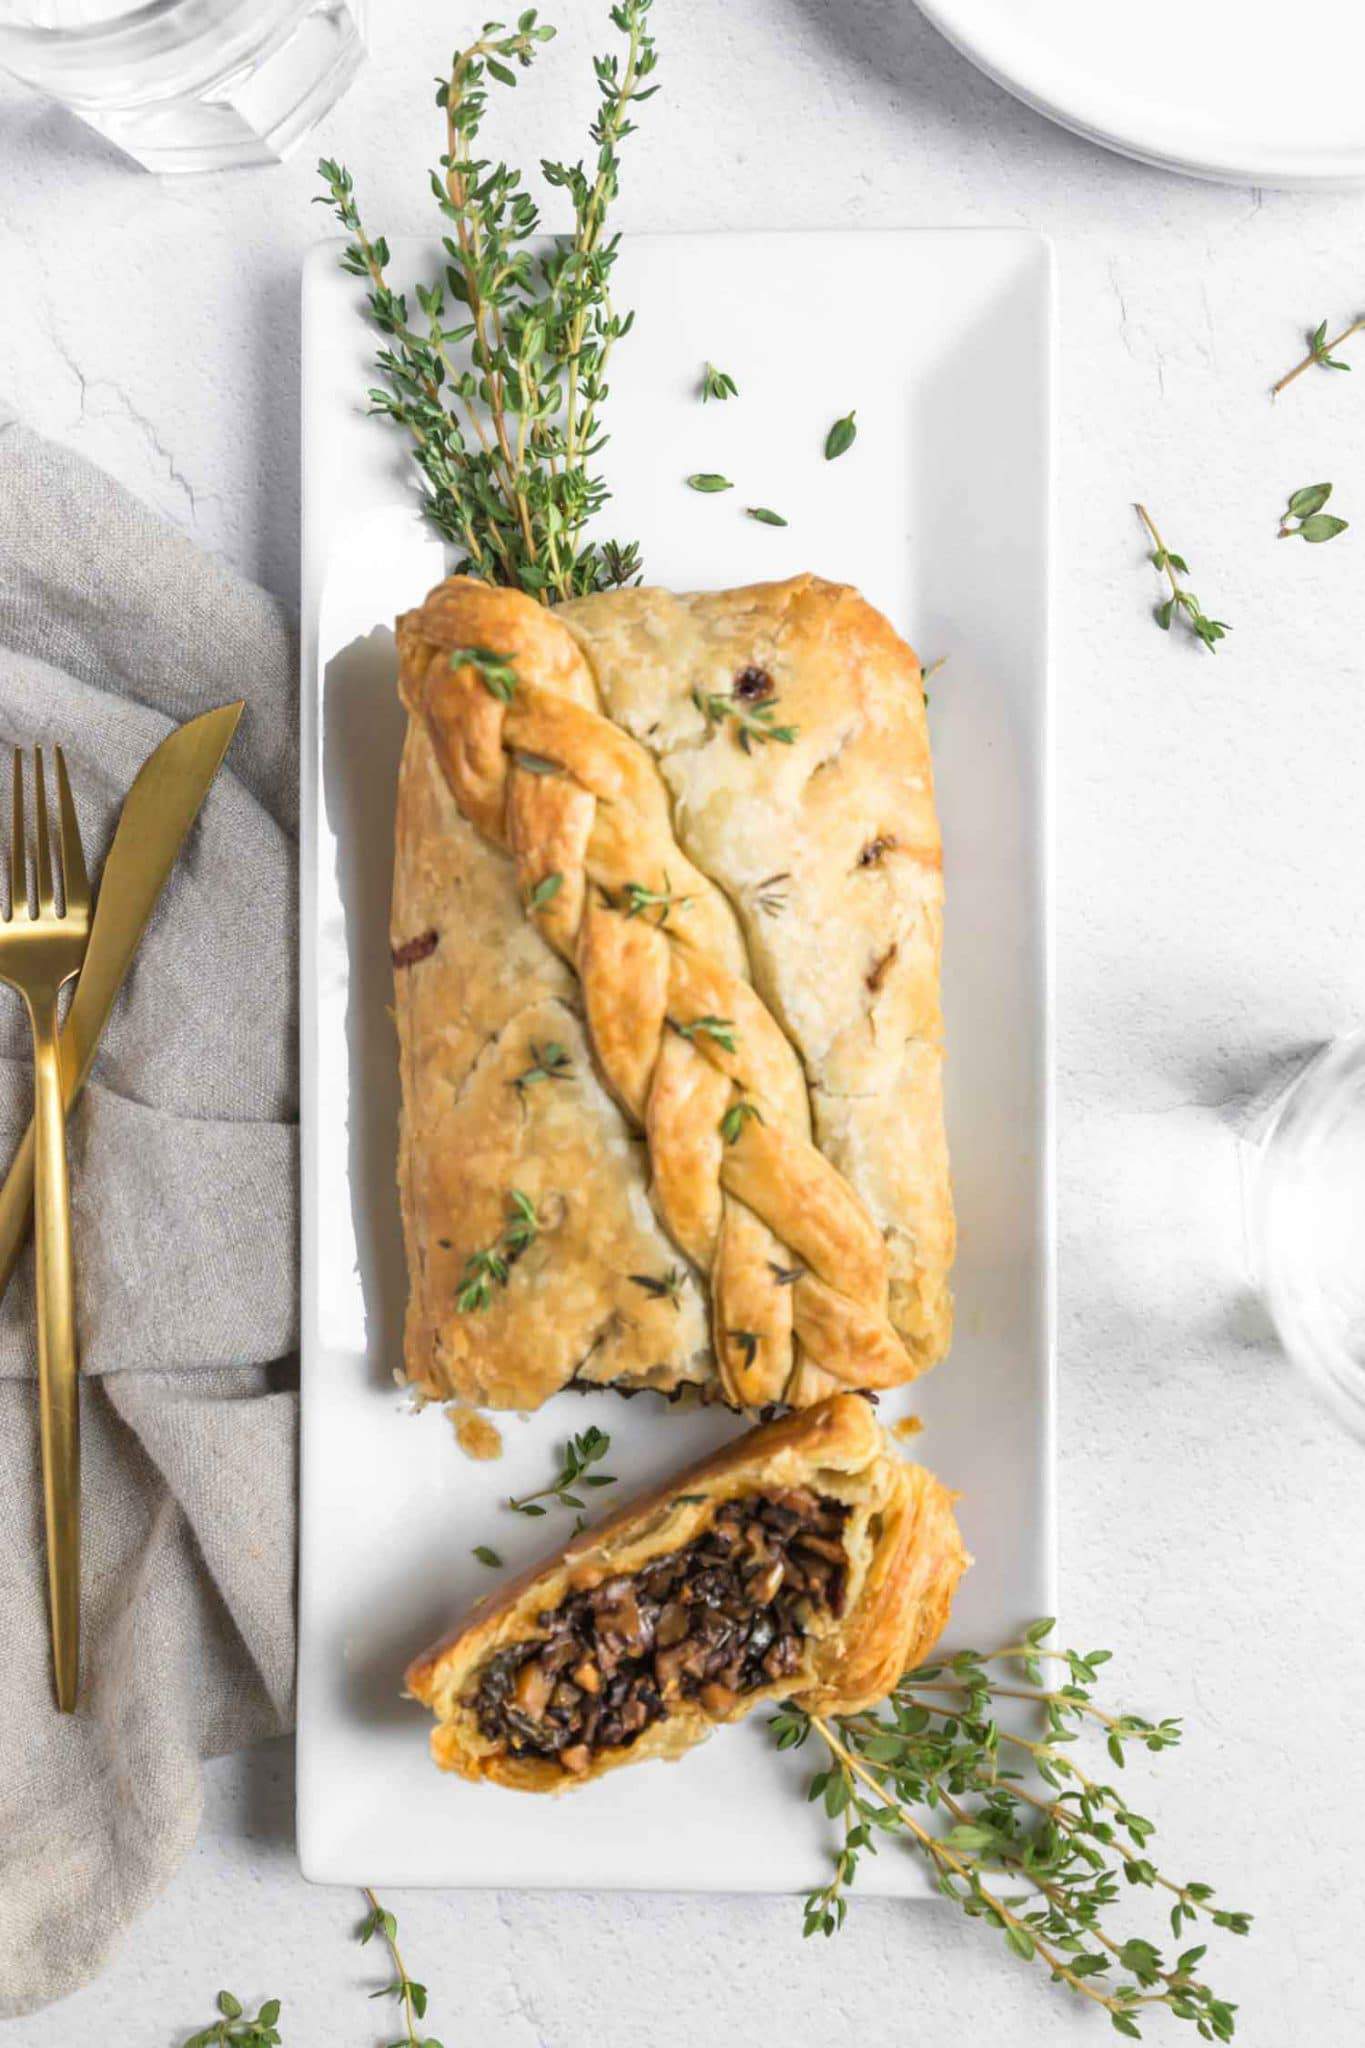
3, 4, 1364, 2042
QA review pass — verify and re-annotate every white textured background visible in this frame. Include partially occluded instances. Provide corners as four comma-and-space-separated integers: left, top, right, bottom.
4, 2, 1365, 2042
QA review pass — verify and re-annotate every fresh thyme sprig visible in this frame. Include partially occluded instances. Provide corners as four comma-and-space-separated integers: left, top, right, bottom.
455, 1190, 539, 1312
1135, 505, 1230, 653
773, 1622, 1249, 2040
692, 686, 799, 751
701, 361, 738, 402
507, 1425, 617, 1515
622, 874, 692, 923
1272, 315, 1365, 396
360, 1890, 444, 2048
512, 1039, 572, 1093
316, 1, 658, 602
1278, 482, 1348, 543
182, 1992, 282, 2048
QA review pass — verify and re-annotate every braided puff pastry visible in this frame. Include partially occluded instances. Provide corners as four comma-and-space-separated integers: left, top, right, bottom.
405, 1394, 968, 1790
393, 572, 953, 1412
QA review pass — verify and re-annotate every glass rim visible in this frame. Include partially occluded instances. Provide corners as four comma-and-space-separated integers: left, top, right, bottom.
1253, 1025, 1365, 1436
0, 0, 314, 82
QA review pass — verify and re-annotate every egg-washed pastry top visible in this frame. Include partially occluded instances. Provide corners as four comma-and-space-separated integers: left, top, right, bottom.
392, 572, 954, 1413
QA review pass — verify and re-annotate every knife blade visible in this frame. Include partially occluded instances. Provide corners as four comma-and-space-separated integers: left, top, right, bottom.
0, 701, 244, 1301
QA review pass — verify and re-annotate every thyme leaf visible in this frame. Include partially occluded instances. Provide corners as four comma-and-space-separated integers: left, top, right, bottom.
773, 1623, 1250, 2038
1278, 482, 1348, 542
824, 409, 857, 459
359, 1890, 444, 2048
745, 505, 788, 527
526, 872, 564, 912
720, 1098, 764, 1145
1135, 505, 1230, 653
1272, 314, 1365, 396
623, 874, 692, 924
511, 1039, 572, 1093
181, 1991, 282, 2048
630, 1266, 686, 1306
692, 686, 798, 752
449, 645, 517, 702
316, 0, 657, 603
454, 1190, 539, 1313
688, 472, 734, 493
507, 1425, 616, 1515
673, 1014, 738, 1053
701, 361, 738, 402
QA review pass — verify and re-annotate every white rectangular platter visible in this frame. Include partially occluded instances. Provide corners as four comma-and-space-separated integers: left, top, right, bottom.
298, 229, 1054, 1889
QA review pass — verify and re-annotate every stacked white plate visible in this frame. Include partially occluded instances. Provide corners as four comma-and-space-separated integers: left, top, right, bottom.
916, 0, 1365, 187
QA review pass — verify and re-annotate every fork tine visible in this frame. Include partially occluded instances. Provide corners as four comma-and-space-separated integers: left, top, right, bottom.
32, 749, 54, 917
54, 748, 89, 920
10, 751, 26, 922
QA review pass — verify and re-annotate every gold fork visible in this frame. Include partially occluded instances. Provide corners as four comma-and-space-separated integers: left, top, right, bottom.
0, 748, 91, 1711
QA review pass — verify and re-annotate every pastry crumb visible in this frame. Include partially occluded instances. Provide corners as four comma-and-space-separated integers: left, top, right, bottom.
447, 1402, 504, 1461
891, 1413, 924, 1441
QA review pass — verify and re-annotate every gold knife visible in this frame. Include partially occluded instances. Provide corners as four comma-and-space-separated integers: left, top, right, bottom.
0, 702, 244, 1301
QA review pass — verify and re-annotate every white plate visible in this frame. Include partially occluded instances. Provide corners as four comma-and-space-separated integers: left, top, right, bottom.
297, 229, 1055, 1889
916, 0, 1365, 187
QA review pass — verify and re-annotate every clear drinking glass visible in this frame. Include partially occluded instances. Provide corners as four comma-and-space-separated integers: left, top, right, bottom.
1247, 1029, 1365, 1437
0, 0, 368, 174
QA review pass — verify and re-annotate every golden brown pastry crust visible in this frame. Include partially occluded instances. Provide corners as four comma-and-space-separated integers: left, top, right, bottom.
393, 572, 954, 1411
405, 1394, 969, 1790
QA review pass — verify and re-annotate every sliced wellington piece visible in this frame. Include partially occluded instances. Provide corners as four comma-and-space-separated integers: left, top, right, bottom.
405, 1395, 969, 1790
393, 571, 955, 1412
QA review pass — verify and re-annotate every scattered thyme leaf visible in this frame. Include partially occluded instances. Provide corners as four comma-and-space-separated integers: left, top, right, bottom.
746, 505, 788, 527
508, 1426, 616, 1515
1135, 504, 1230, 654
688, 472, 734, 493
180, 1991, 285, 2048
701, 361, 738, 402
824, 410, 857, 459
526, 872, 564, 912
1272, 314, 1365, 396
449, 645, 517, 702
753, 871, 791, 917
622, 874, 692, 924
673, 1014, 738, 1053
455, 1190, 540, 1313
720, 1098, 764, 1145
358, 1890, 444, 2048
773, 1624, 1250, 2038
473, 1544, 503, 1568
317, 0, 656, 603
729, 1328, 760, 1367
1279, 483, 1348, 542
511, 1040, 572, 1094
630, 1266, 686, 1306
692, 686, 798, 751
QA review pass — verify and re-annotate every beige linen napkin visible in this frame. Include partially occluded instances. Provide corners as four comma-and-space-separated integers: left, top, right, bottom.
0, 415, 299, 2019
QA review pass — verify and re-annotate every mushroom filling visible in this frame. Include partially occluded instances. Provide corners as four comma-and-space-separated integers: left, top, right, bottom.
472, 1488, 851, 1774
